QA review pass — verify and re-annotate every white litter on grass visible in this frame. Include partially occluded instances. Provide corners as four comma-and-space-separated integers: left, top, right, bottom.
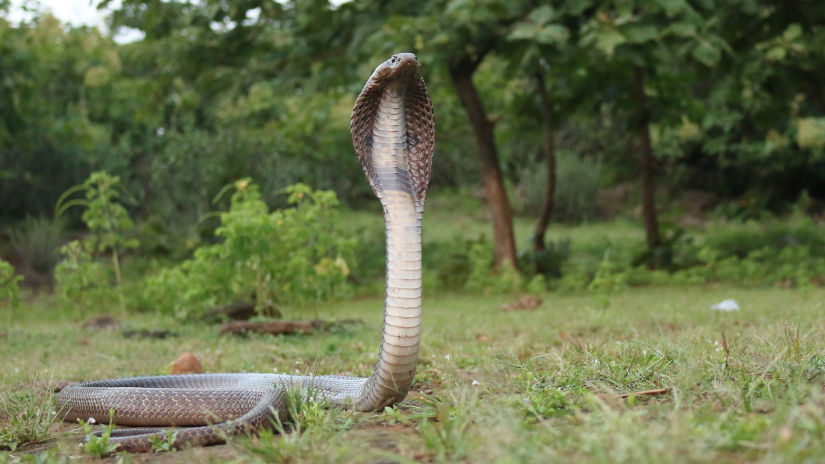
711, 299, 740, 311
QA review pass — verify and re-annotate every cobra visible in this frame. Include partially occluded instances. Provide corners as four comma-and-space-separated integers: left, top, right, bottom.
57, 52, 435, 453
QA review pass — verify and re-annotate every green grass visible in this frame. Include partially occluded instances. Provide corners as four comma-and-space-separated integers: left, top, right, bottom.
342, 191, 643, 249
2, 285, 825, 463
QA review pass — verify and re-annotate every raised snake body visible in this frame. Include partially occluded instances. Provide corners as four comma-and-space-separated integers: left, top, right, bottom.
57, 53, 435, 452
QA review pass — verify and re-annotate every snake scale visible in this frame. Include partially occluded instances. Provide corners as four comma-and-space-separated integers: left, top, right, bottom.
57, 52, 435, 453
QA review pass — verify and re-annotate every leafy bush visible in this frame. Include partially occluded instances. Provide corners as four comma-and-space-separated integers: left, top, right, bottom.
0, 260, 23, 307
55, 172, 139, 310
564, 242, 825, 291
515, 152, 602, 222
8, 216, 65, 278
348, 224, 386, 287
426, 236, 486, 290
699, 219, 825, 259
464, 242, 523, 294
588, 250, 628, 292
54, 240, 109, 309
424, 235, 568, 293
545, 218, 825, 291
518, 238, 571, 278
144, 181, 355, 320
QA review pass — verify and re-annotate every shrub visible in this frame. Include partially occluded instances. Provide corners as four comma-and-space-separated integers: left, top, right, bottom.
700, 219, 825, 259
427, 236, 485, 290
588, 250, 628, 292
8, 216, 64, 279
515, 151, 602, 222
518, 238, 571, 278
55, 171, 139, 310
427, 236, 568, 293
464, 242, 523, 294
0, 260, 23, 307
54, 240, 109, 309
144, 181, 355, 320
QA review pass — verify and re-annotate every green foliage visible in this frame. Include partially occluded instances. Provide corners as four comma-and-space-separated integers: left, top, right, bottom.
588, 250, 628, 292
515, 153, 602, 222
145, 181, 354, 320
513, 367, 576, 421
465, 242, 523, 294
509, 217, 825, 292
700, 220, 825, 259
8, 216, 64, 278
0, 260, 22, 308
0, 388, 56, 451
0, 15, 132, 219
244, 388, 352, 463
278, 388, 343, 433
53, 240, 108, 308
148, 429, 178, 453
426, 236, 485, 290
519, 238, 571, 279
416, 394, 473, 462
525, 274, 548, 295
55, 171, 137, 310
79, 410, 118, 458
2, 0, 825, 261
556, 218, 825, 291
55, 172, 138, 256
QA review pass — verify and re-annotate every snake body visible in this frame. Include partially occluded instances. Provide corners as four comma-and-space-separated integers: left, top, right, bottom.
57, 53, 434, 452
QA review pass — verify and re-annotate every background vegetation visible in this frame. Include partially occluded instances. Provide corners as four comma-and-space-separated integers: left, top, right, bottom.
1, 0, 825, 461
2, 0, 824, 292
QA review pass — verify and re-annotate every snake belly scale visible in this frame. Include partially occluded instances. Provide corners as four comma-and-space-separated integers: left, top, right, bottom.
57, 52, 434, 453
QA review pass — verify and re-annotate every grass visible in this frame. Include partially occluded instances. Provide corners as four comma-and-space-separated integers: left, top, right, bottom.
0, 381, 58, 452
342, 191, 643, 250
2, 284, 825, 463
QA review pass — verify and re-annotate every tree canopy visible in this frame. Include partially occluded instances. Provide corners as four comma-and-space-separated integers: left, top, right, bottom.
2, 0, 824, 264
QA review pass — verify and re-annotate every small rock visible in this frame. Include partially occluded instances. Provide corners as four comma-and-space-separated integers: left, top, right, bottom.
710, 299, 740, 311
78, 337, 90, 346
171, 352, 204, 374
475, 333, 492, 343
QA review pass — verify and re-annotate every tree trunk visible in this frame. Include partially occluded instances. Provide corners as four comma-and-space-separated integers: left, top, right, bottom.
448, 61, 519, 269
632, 66, 661, 249
532, 69, 556, 252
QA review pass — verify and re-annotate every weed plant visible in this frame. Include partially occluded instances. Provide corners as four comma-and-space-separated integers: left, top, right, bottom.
0, 384, 57, 451
0, 260, 22, 308
54, 172, 138, 312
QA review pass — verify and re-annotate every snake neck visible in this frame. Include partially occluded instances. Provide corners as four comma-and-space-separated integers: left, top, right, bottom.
354, 88, 422, 411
